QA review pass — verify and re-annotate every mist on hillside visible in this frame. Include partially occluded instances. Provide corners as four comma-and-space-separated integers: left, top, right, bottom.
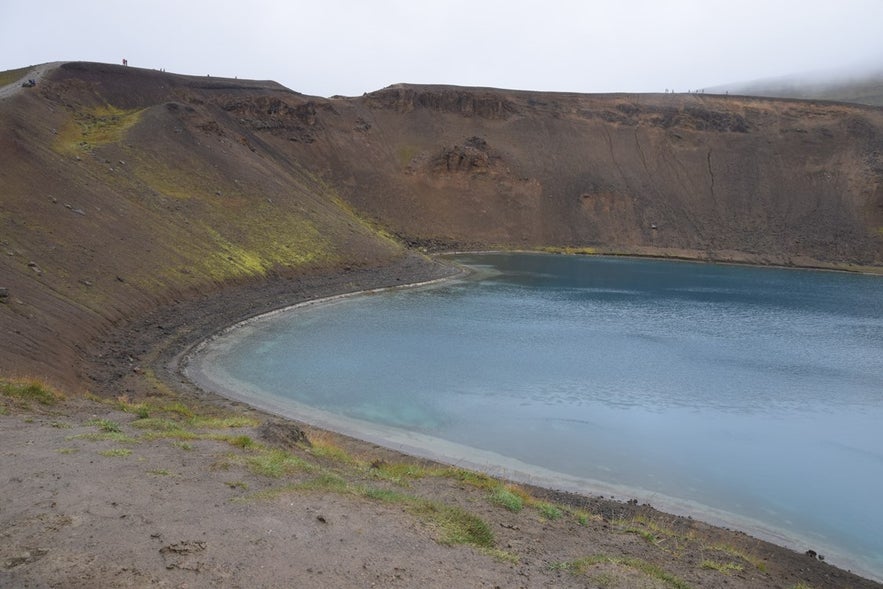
707, 60, 883, 106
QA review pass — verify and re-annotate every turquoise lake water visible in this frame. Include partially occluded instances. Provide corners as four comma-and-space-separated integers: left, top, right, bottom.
188, 253, 883, 579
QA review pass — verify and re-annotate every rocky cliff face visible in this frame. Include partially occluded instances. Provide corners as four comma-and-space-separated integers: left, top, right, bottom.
314, 86, 883, 265
1, 62, 882, 386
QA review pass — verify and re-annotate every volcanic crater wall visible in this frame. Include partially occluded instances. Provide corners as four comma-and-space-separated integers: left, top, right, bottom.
1, 62, 882, 388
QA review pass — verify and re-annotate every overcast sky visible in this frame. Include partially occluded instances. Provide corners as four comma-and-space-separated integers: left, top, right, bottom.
3, 1, 883, 97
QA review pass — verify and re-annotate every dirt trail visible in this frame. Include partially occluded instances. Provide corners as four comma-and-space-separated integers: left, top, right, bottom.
0, 61, 62, 100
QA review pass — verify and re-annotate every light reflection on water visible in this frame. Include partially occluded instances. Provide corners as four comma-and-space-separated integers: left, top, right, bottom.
193, 253, 883, 579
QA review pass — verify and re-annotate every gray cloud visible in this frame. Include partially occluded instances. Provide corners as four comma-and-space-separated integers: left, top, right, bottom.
2, 0, 882, 96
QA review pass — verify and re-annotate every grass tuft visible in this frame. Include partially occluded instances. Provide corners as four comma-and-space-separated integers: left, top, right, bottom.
99, 448, 133, 457
538, 502, 563, 520
435, 467, 498, 490
1, 378, 64, 406
246, 448, 312, 478
410, 500, 495, 548
88, 418, 121, 432
709, 543, 767, 571
309, 434, 357, 465
370, 460, 427, 484
490, 486, 524, 512
297, 473, 349, 492
558, 555, 691, 589
162, 401, 195, 418
228, 435, 255, 449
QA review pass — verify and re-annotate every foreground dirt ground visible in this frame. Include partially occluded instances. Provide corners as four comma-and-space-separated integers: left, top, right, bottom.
3, 381, 880, 589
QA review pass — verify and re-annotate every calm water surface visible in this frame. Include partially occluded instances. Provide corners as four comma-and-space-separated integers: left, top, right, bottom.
189, 253, 883, 578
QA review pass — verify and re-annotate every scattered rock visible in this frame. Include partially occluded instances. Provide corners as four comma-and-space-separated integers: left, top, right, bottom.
259, 421, 311, 448
0, 287, 8, 301
4, 548, 47, 569
316, 515, 327, 524
160, 541, 206, 571
806, 549, 818, 558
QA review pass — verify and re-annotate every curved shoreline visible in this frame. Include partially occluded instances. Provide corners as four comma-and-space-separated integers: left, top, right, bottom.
177, 253, 881, 582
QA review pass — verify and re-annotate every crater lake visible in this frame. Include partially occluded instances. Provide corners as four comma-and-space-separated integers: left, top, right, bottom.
186, 253, 883, 579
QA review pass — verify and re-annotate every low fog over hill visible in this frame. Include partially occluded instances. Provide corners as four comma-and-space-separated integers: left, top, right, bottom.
709, 65, 883, 106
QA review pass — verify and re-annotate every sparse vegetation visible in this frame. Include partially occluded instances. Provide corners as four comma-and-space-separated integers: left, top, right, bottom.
99, 448, 133, 457
538, 502, 564, 520
0, 66, 31, 87
556, 555, 692, 589
54, 105, 145, 154
191, 415, 260, 429
490, 486, 524, 512
308, 432, 356, 464
701, 559, 744, 574
708, 543, 767, 571
369, 459, 427, 484
72, 431, 139, 443
244, 448, 312, 478
614, 514, 691, 554
0, 373, 873, 587
1, 378, 64, 407
226, 434, 254, 449
88, 418, 122, 432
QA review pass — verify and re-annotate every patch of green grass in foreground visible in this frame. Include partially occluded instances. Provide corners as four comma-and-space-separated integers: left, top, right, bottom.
554, 555, 691, 589
87, 418, 121, 432
257, 473, 495, 550
243, 448, 314, 478
1, 378, 64, 406
490, 487, 524, 512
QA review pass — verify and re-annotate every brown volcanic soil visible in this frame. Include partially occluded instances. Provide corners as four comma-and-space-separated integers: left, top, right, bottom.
2, 62, 883, 587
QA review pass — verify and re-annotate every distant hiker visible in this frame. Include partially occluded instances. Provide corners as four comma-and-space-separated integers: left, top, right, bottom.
122, 58, 128, 66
